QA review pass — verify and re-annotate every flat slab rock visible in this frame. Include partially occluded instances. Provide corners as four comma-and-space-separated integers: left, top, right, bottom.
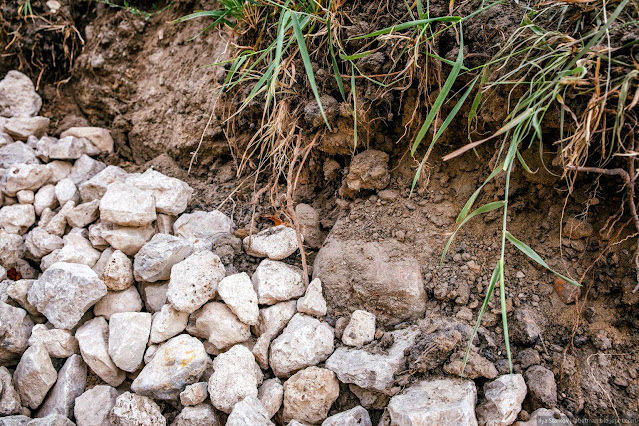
313, 238, 425, 326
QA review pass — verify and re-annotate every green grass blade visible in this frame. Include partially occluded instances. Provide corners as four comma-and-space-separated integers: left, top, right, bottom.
349, 16, 460, 40
291, 13, 332, 130
499, 263, 512, 373
462, 260, 501, 376
505, 231, 580, 286
456, 163, 503, 223
327, 20, 346, 101
339, 50, 377, 61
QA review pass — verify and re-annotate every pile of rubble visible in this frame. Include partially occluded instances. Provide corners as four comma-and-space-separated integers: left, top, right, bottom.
0, 70, 567, 425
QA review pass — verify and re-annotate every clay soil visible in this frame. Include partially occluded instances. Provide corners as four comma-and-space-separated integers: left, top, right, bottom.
2, 0, 638, 422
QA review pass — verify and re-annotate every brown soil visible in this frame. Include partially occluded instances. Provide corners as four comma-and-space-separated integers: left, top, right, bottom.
3, 0, 639, 422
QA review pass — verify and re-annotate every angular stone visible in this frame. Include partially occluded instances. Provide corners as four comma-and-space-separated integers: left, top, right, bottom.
54, 178, 79, 206
16, 189, 34, 204
149, 304, 188, 344
138, 281, 168, 313
0, 366, 21, 415
510, 308, 544, 346
243, 225, 299, 260
217, 273, 259, 325
344, 149, 390, 193
173, 210, 233, 251
126, 169, 193, 216
0, 230, 25, 268
133, 234, 192, 283
326, 327, 419, 395
68, 155, 106, 186
65, 200, 100, 228
226, 396, 274, 426
102, 250, 133, 291
387, 378, 477, 426
0, 204, 35, 234
0, 142, 38, 168
93, 286, 143, 320
100, 182, 156, 227
252, 259, 305, 305
282, 367, 339, 425
342, 310, 375, 347
14, 344, 57, 409
251, 301, 296, 369
46, 161, 73, 184
3, 164, 51, 197
108, 312, 152, 372
524, 365, 557, 409
443, 351, 498, 379
40, 234, 101, 270
297, 278, 327, 317
167, 251, 225, 313
25, 227, 63, 260
36, 354, 86, 418
132, 334, 208, 400
4, 116, 49, 141
269, 314, 334, 378
78, 166, 128, 202
513, 408, 569, 425
34, 185, 57, 216
349, 385, 389, 410
476, 374, 527, 426
43, 201, 74, 237
76, 317, 126, 387
110, 392, 165, 426
6, 279, 41, 317
60, 127, 114, 154
313, 239, 425, 326
208, 345, 262, 414
101, 223, 155, 256
27, 414, 75, 425
257, 378, 283, 419
186, 302, 250, 351
180, 382, 208, 407
171, 404, 220, 426
0, 302, 33, 363
48, 136, 85, 160
295, 203, 323, 249
0, 71, 42, 118
27, 324, 79, 358
74, 385, 119, 426
322, 406, 372, 426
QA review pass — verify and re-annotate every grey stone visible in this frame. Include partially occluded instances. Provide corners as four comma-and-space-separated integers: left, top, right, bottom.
226, 396, 274, 426
59, 127, 114, 154
296, 277, 327, 317
78, 166, 127, 202
342, 310, 375, 347
0, 366, 21, 414
387, 378, 477, 426
14, 344, 57, 409
138, 281, 168, 313
0, 230, 25, 268
25, 227, 64, 260
28, 262, 105, 329
65, 200, 99, 228
0, 302, 33, 364
349, 385, 389, 410
101, 223, 155, 256
36, 354, 86, 418
48, 136, 85, 160
108, 312, 152, 372
217, 272, 259, 325
26, 414, 74, 425
0, 71, 42, 118
0, 204, 35, 234
524, 365, 557, 409
281, 367, 339, 425
126, 169, 192, 216
43, 201, 74, 237
295, 203, 323, 249
3, 164, 51, 197
102, 250, 133, 291
243, 225, 300, 260
68, 155, 105, 186
171, 404, 220, 426
0, 142, 38, 168
257, 378, 283, 419
92, 286, 143, 320
252, 259, 305, 305
149, 304, 188, 344
74, 385, 119, 426
133, 234, 192, 283
76, 317, 126, 387
167, 251, 225, 314
444, 351, 498, 379
513, 408, 569, 426
173, 210, 233, 251
476, 374, 527, 426
110, 392, 166, 426
186, 302, 250, 351
132, 334, 208, 400
28, 324, 79, 358
269, 313, 334, 378
4, 117, 49, 141
322, 406, 371, 426
180, 382, 208, 407
6, 279, 40, 317
45, 161, 72, 185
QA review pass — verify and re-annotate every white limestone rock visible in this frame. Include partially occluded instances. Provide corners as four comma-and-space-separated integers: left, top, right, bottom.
54, 178, 80, 206
3, 164, 51, 197
269, 313, 334, 378
252, 259, 305, 305
93, 286, 143, 320
44, 201, 74, 237
78, 166, 128, 202
133, 234, 192, 282
74, 385, 119, 426
60, 127, 114, 154
6, 279, 40, 316
131, 334, 208, 400
138, 281, 168, 313
342, 310, 376, 347
217, 272, 259, 326
40, 233, 101, 270
110, 392, 166, 426
46, 160, 73, 184
101, 223, 155, 256
186, 301, 250, 351
14, 344, 57, 409
48, 136, 85, 160
24, 227, 63, 260
252, 300, 297, 369
476, 374, 527, 426
27, 324, 79, 358
99, 182, 156, 227
0, 230, 25, 268
226, 396, 274, 426
322, 406, 372, 426
296, 277, 327, 317
33, 185, 57, 216
36, 353, 87, 418
75, 316, 126, 387
4, 116, 49, 140
281, 367, 339, 425
0, 142, 39, 168
167, 251, 225, 314
0, 204, 35, 234
28, 262, 107, 329
387, 378, 478, 426
126, 169, 193, 216
208, 344, 263, 414
0, 366, 22, 415
173, 210, 233, 251
0, 70, 42, 118
16, 189, 34, 204
243, 225, 300, 260
171, 404, 221, 426
102, 250, 133, 291
258, 378, 283, 419
180, 382, 208, 407
149, 304, 188, 344
65, 200, 100, 228
108, 312, 152, 373
0, 302, 33, 364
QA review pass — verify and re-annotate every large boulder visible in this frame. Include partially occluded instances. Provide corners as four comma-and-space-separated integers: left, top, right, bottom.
313, 238, 425, 326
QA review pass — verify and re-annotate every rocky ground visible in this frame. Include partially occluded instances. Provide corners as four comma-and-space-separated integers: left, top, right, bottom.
0, 70, 580, 425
